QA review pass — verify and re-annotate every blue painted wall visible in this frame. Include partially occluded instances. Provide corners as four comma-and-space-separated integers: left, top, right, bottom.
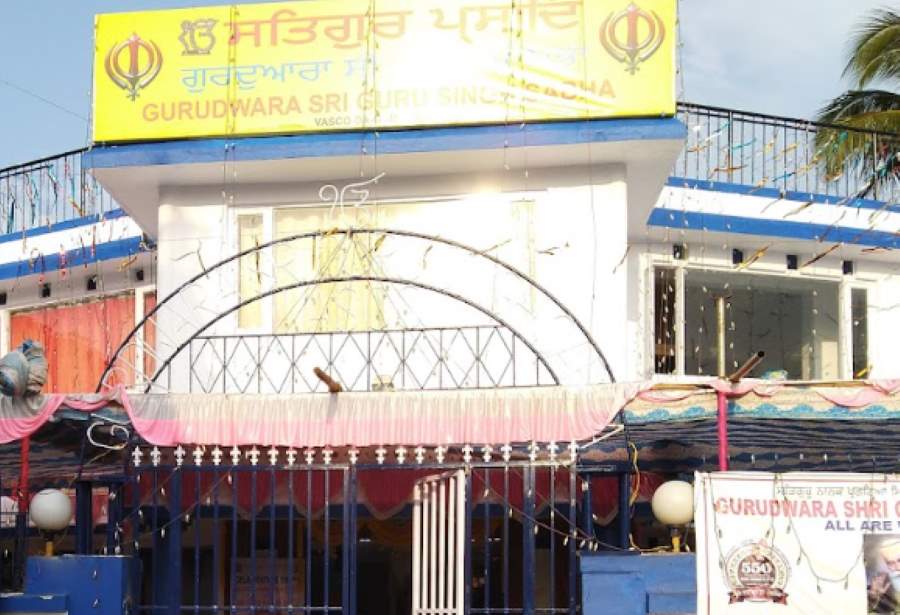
0, 556, 140, 615
580, 553, 696, 615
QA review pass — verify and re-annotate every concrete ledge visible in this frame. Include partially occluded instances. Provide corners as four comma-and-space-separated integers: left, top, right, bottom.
0, 592, 67, 613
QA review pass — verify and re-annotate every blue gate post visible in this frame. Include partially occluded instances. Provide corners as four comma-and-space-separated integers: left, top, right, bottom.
75, 481, 93, 555
341, 467, 357, 615
464, 469, 472, 614
580, 475, 593, 543
106, 481, 124, 554
14, 510, 27, 588
522, 465, 535, 615
567, 467, 577, 615
618, 472, 631, 549
163, 469, 182, 615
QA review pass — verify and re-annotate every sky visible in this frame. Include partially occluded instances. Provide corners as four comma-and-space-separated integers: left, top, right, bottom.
0, 0, 891, 168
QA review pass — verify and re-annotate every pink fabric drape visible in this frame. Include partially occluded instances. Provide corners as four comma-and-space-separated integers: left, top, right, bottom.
6, 379, 900, 449
0, 391, 126, 444
120, 384, 649, 448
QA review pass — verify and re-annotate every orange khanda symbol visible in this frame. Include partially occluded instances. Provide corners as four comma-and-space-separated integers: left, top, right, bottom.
600, 3, 666, 74
104, 34, 163, 101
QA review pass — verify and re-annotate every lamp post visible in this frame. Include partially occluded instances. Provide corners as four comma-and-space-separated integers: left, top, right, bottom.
29, 489, 73, 556
650, 480, 694, 553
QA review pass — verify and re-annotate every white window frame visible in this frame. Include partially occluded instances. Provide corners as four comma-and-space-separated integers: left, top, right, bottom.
134, 284, 158, 384
843, 282, 872, 379
645, 254, 873, 382
231, 207, 274, 334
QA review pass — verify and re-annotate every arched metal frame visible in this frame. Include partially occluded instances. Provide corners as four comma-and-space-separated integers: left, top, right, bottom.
147, 275, 559, 391
97, 228, 616, 392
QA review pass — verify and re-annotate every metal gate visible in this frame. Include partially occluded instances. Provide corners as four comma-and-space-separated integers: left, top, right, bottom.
412, 471, 466, 615
59, 452, 635, 615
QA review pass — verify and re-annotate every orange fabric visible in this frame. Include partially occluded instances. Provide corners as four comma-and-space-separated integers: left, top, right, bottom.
10, 294, 136, 393
143, 292, 157, 378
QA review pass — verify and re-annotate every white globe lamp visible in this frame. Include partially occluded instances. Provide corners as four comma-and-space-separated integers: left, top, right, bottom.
30, 489, 72, 556
651, 480, 694, 552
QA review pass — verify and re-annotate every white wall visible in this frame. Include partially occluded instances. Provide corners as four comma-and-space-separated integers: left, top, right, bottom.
150, 164, 630, 391
630, 179, 900, 382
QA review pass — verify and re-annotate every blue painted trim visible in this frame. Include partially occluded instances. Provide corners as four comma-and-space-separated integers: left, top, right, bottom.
0, 209, 127, 246
647, 208, 900, 249
625, 402, 900, 424
667, 176, 900, 214
0, 236, 146, 282
84, 118, 686, 169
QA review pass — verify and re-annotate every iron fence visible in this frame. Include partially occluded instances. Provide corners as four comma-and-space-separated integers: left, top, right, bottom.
675, 102, 900, 203
65, 453, 631, 615
0, 149, 119, 235
2, 104, 898, 239
183, 326, 557, 394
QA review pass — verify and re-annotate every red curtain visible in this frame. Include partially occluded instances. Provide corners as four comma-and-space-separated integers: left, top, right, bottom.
143, 292, 157, 378
131, 468, 664, 524
10, 294, 136, 393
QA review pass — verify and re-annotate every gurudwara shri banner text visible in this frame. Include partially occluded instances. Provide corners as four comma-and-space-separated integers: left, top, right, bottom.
92, 0, 676, 142
695, 472, 900, 615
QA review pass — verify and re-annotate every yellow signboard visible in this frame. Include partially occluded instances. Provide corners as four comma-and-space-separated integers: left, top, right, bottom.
92, 0, 675, 142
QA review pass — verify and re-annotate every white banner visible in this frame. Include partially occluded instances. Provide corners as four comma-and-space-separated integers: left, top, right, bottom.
695, 472, 900, 615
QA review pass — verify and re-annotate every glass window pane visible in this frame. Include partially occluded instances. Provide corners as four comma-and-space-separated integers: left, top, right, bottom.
683, 271, 839, 379
852, 288, 869, 379
273, 208, 317, 333
237, 214, 263, 329
654, 267, 676, 374
273, 208, 385, 333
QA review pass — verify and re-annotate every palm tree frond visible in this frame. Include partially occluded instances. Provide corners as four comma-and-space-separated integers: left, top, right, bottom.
842, 9, 900, 87
817, 89, 900, 129
814, 91, 900, 193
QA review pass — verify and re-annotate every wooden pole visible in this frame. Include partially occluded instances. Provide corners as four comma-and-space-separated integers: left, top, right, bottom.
313, 367, 343, 393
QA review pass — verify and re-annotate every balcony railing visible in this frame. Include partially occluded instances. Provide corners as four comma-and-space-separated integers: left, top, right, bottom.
2, 104, 898, 238
675, 102, 900, 203
0, 148, 119, 235
178, 326, 558, 394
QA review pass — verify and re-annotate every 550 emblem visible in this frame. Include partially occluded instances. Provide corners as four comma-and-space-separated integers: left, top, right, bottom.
724, 541, 791, 605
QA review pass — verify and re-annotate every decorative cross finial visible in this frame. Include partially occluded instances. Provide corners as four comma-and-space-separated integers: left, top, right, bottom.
211, 446, 223, 466
435, 446, 447, 463
375, 447, 386, 464
482, 445, 493, 463
174, 445, 186, 466
567, 441, 578, 463
500, 444, 512, 462
414, 446, 426, 464
547, 441, 559, 463
150, 446, 161, 467
396, 446, 407, 464
462, 445, 473, 464
528, 441, 539, 462
230, 446, 241, 465
192, 447, 204, 466
348, 448, 359, 465
131, 447, 143, 467
304, 449, 316, 465
246, 446, 260, 466
323, 448, 334, 465
268, 447, 279, 466
286, 449, 298, 467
